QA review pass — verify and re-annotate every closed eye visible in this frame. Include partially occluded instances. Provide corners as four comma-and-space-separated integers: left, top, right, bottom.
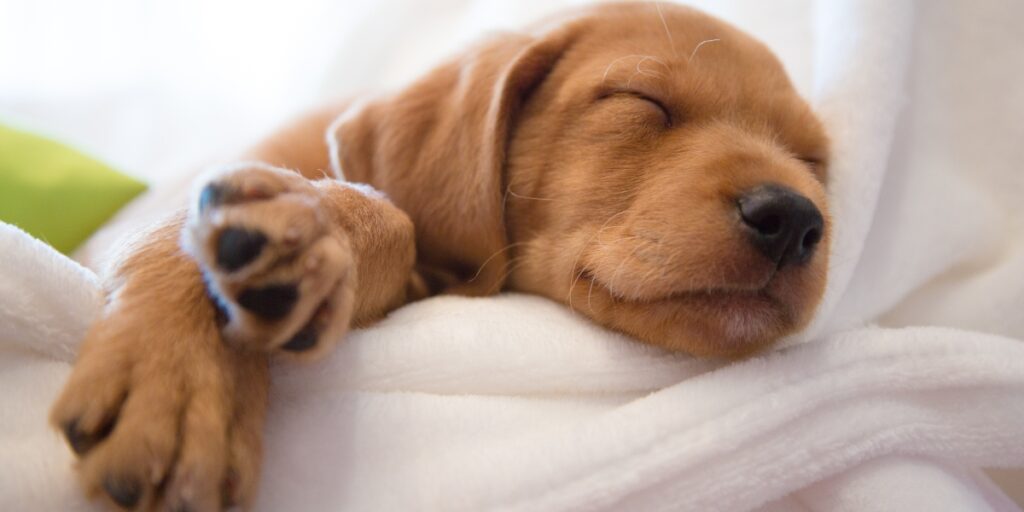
597, 89, 673, 128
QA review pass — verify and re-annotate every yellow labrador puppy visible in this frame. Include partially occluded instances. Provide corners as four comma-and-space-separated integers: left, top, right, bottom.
52, 3, 830, 510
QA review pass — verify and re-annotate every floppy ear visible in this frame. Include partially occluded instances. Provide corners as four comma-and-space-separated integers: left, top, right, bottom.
331, 26, 576, 295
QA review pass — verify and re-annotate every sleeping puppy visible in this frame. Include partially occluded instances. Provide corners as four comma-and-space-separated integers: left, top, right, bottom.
51, 3, 830, 510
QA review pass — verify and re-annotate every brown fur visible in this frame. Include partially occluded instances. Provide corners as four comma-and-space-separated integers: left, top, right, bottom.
51, 3, 830, 510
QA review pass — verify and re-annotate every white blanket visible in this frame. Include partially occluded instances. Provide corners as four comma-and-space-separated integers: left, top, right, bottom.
2, 0, 1024, 510
2, 231, 1023, 512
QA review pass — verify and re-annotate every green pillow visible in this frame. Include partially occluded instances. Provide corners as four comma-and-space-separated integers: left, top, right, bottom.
0, 124, 147, 254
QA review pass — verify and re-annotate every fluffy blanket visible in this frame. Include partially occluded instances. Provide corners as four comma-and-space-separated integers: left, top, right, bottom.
2, 0, 1024, 510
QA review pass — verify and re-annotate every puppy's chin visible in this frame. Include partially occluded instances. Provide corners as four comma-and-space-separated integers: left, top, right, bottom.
569, 269, 824, 358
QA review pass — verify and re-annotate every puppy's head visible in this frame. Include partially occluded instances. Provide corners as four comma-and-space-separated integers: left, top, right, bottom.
504, 4, 830, 357
339, 3, 830, 357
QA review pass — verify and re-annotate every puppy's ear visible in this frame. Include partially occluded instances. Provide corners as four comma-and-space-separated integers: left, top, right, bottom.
331, 26, 576, 295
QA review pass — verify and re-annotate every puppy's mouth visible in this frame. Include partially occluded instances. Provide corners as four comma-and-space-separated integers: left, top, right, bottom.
661, 286, 780, 309
574, 268, 799, 354
577, 268, 781, 308
574, 267, 795, 343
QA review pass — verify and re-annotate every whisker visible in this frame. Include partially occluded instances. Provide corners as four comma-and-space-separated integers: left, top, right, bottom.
608, 241, 651, 298
488, 258, 531, 294
566, 211, 629, 309
636, 256, 667, 295
568, 266, 589, 313
602, 54, 646, 84
596, 233, 645, 250
594, 217, 635, 244
655, 1, 679, 58
468, 242, 529, 283
586, 274, 597, 311
601, 54, 668, 85
689, 38, 721, 62
613, 231, 672, 296
506, 187, 555, 202
637, 56, 666, 74
626, 57, 667, 88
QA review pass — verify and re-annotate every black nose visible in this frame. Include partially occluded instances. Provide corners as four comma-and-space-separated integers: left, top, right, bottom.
738, 184, 824, 267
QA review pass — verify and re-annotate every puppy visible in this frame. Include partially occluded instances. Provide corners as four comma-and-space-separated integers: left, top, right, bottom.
51, 3, 830, 510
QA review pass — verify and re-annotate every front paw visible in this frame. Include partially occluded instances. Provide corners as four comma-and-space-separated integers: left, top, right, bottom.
50, 287, 267, 511
184, 163, 356, 359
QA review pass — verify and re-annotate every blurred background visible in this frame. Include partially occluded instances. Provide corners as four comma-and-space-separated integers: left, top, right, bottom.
0, 0, 816, 184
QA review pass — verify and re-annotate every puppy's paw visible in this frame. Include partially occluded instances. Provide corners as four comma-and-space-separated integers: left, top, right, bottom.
50, 288, 267, 512
185, 163, 356, 359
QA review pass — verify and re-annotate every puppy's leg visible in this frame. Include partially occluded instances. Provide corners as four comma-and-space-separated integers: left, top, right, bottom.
52, 165, 418, 510
51, 218, 270, 511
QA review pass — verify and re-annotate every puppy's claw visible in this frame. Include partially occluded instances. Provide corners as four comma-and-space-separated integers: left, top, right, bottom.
103, 475, 142, 509
62, 418, 107, 456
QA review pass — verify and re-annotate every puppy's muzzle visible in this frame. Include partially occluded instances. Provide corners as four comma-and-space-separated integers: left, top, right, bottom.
738, 184, 824, 268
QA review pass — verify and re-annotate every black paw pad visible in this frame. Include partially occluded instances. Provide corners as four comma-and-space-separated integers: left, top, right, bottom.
62, 418, 111, 456
216, 228, 267, 272
103, 475, 141, 509
198, 182, 231, 214
237, 284, 298, 320
281, 325, 318, 352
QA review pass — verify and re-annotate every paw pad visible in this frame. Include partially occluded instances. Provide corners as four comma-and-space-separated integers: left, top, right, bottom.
216, 228, 267, 272
236, 283, 299, 320
198, 183, 230, 214
281, 324, 319, 352
186, 165, 355, 356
